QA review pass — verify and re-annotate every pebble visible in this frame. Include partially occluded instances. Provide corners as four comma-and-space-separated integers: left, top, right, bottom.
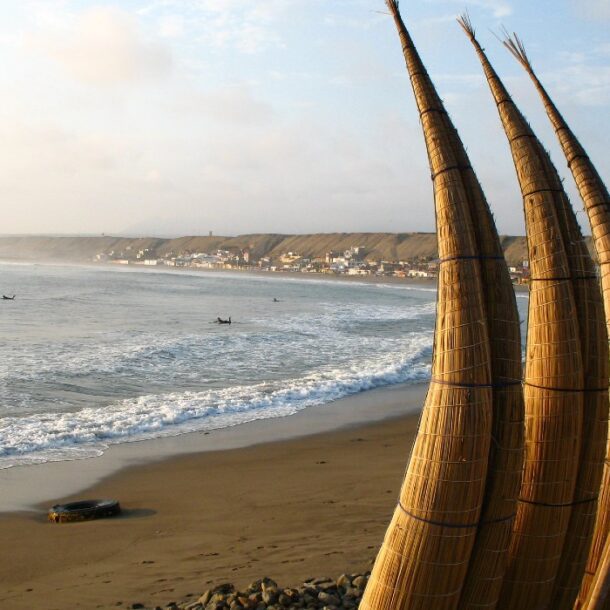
105, 571, 371, 610
117, 572, 370, 610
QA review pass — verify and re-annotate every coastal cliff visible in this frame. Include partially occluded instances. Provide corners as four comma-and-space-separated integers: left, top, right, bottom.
0, 233, 542, 266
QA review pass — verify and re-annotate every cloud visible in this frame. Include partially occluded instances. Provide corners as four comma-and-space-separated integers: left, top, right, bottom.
2, 0, 605, 239
557, 50, 588, 64
0, 120, 128, 232
597, 42, 610, 56
425, 0, 513, 19
174, 84, 275, 125
157, 14, 185, 39
415, 13, 460, 27
466, 0, 513, 18
141, 0, 312, 54
547, 64, 610, 107
434, 72, 485, 88
178, 113, 433, 235
537, 44, 610, 108
32, 7, 172, 85
214, 20, 282, 54
323, 11, 386, 31
576, 0, 610, 20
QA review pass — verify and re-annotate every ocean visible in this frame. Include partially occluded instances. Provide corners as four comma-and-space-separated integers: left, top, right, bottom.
0, 262, 527, 470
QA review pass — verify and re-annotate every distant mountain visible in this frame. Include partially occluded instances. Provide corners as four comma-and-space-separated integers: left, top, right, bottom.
0, 232, 578, 267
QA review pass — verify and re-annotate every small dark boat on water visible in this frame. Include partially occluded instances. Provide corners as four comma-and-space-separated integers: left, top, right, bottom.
216, 316, 231, 325
2, 295, 15, 300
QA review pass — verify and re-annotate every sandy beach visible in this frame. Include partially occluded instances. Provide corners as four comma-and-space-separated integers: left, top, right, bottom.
0, 383, 425, 610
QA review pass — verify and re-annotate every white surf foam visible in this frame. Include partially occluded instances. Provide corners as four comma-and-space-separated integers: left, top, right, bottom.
0, 338, 432, 468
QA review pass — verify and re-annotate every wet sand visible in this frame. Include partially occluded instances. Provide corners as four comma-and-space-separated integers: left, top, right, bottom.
0, 385, 425, 610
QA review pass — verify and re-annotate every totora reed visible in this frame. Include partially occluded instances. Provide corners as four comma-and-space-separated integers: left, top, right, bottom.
502, 33, 610, 609
459, 15, 591, 610
361, 2, 523, 609
583, 536, 610, 609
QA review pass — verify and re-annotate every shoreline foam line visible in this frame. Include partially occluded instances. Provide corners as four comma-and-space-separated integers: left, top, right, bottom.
0, 381, 429, 512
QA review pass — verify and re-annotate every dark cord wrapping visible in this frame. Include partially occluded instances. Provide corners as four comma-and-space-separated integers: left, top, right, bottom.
523, 186, 564, 198
397, 501, 516, 529
567, 153, 590, 169
518, 496, 599, 509
529, 275, 597, 281
509, 132, 537, 145
431, 164, 473, 181
408, 70, 429, 81
583, 200, 610, 213
419, 107, 445, 121
523, 381, 609, 393
430, 377, 521, 389
495, 98, 512, 108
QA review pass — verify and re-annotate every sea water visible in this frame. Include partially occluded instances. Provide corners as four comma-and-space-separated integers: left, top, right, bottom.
0, 262, 527, 469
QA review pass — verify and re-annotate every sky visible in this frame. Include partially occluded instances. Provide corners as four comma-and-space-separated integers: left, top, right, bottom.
0, 0, 608, 237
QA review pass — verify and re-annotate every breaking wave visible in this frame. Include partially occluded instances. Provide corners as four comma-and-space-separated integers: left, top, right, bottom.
0, 339, 431, 468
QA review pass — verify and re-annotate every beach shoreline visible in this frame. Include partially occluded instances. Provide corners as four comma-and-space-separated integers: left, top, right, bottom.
1, 256, 529, 294
0, 261, 526, 610
0, 382, 427, 514
0, 255, 440, 288
0, 382, 425, 610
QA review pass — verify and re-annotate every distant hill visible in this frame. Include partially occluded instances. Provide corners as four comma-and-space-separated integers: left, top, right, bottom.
0, 232, 586, 267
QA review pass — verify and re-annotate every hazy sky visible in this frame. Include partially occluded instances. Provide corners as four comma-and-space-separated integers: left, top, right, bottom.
0, 0, 608, 237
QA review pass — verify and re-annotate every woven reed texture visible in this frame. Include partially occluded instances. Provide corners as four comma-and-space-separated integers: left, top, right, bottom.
437, 32, 524, 610
583, 535, 610, 610
502, 35, 610, 337
360, 3, 493, 608
502, 36, 610, 608
548, 170, 608, 610
583, 466, 610, 609
524, 58, 609, 608
459, 20, 586, 610
438, 79, 524, 610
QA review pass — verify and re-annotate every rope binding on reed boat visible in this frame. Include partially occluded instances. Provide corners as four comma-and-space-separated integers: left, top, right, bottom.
396, 501, 516, 529
430, 377, 521, 389
523, 381, 609, 393
529, 275, 598, 282
517, 496, 599, 509
431, 165, 474, 180
523, 186, 565, 198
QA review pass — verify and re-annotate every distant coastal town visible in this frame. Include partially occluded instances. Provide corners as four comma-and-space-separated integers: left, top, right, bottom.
94, 244, 531, 284
0, 233, 547, 284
